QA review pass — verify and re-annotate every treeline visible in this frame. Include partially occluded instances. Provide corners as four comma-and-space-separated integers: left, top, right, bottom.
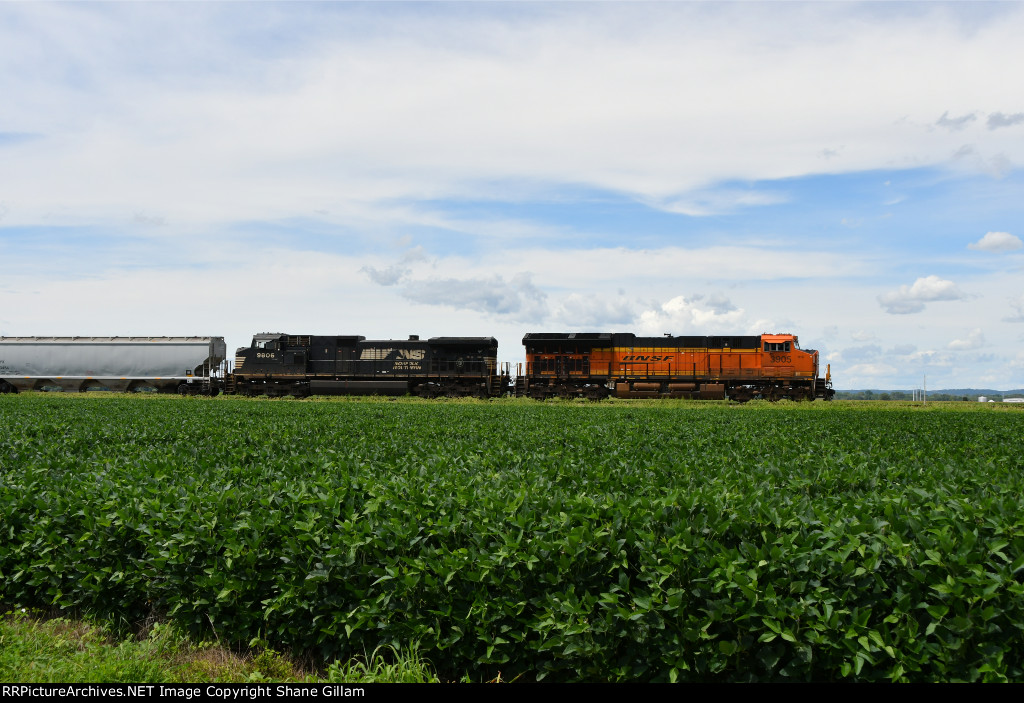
835, 390, 1015, 401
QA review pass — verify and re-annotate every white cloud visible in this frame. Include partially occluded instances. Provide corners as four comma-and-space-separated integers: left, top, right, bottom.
401, 273, 548, 322
837, 345, 883, 365
845, 363, 897, 378
1005, 294, 1024, 323
887, 344, 917, 356
936, 111, 977, 131
550, 294, 636, 328
850, 330, 878, 342
501, 245, 863, 289
653, 189, 789, 217
361, 264, 409, 287
4, 4, 1024, 225
968, 231, 1023, 252
987, 112, 1024, 130
878, 276, 967, 314
948, 328, 985, 351
635, 295, 748, 336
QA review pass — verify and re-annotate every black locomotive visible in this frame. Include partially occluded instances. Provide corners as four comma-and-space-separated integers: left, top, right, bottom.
231, 333, 509, 398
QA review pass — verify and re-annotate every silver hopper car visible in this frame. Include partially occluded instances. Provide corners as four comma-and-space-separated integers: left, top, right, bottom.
0, 336, 227, 394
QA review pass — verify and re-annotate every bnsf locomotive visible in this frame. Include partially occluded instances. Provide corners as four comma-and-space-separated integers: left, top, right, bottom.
520, 332, 833, 402
232, 333, 508, 398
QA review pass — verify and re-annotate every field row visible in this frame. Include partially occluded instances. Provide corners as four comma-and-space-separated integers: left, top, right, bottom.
2, 395, 1023, 681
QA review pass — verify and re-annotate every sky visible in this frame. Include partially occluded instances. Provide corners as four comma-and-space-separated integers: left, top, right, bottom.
1, 1, 1023, 390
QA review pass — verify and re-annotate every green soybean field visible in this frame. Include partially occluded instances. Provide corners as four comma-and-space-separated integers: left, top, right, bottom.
1, 394, 1022, 682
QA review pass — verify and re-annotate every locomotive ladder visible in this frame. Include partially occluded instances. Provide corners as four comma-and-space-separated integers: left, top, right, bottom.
220, 358, 235, 395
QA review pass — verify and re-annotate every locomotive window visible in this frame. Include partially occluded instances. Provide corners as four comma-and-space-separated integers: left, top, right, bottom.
785, 342, 791, 352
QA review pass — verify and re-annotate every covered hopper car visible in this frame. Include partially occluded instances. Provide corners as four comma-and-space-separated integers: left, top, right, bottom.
0, 336, 226, 394
520, 332, 833, 402
231, 333, 510, 398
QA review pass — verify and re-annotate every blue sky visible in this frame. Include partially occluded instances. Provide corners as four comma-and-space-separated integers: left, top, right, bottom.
2, 1, 1023, 389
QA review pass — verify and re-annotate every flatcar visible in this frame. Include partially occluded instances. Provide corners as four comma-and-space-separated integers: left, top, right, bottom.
231, 333, 510, 398
520, 332, 833, 402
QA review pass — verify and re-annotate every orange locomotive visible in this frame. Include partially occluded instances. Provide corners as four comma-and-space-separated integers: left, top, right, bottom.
520, 332, 833, 402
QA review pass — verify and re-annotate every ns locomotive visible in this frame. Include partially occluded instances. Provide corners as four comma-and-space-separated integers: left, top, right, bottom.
231, 333, 509, 398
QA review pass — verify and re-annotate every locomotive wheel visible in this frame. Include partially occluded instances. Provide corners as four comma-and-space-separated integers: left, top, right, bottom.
730, 387, 753, 403
416, 383, 441, 398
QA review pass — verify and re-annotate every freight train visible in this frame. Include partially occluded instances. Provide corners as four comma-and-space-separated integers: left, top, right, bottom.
0, 330, 833, 402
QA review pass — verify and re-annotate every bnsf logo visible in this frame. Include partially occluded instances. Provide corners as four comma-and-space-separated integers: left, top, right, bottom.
622, 355, 674, 362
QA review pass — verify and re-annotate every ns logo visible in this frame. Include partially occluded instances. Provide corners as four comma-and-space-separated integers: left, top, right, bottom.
360, 348, 426, 360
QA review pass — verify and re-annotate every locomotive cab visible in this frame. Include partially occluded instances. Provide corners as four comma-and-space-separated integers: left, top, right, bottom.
235, 334, 306, 373
761, 334, 796, 367
757, 333, 831, 401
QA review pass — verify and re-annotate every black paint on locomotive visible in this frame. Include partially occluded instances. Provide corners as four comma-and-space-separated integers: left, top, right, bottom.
232, 333, 506, 398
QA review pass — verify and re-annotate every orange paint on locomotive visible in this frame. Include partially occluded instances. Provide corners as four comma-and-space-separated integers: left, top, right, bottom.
524, 333, 819, 381
521, 331, 831, 401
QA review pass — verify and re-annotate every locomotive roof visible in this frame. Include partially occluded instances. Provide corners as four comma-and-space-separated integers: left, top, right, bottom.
615, 333, 762, 348
521, 333, 614, 342
522, 332, 761, 348
427, 337, 498, 345
0, 336, 223, 344
355, 337, 497, 346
